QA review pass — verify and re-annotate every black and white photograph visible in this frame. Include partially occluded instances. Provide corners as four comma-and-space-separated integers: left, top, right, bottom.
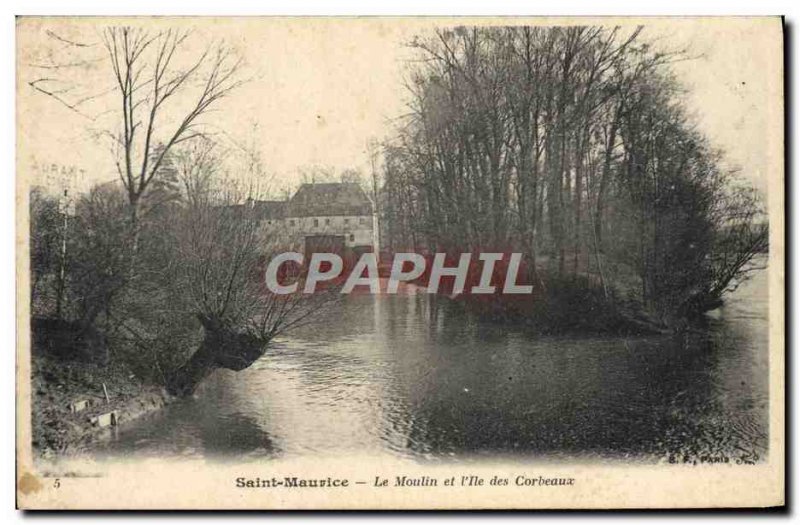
14, 15, 784, 510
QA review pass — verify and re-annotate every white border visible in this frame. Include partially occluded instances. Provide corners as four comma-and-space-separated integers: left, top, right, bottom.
3, 1, 795, 522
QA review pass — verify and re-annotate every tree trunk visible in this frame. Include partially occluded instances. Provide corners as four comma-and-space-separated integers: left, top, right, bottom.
166, 316, 268, 397
594, 107, 620, 246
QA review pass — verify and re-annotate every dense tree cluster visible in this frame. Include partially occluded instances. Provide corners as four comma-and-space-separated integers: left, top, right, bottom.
380, 26, 767, 323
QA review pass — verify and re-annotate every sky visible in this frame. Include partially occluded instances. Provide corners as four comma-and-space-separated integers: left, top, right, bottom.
17, 17, 782, 196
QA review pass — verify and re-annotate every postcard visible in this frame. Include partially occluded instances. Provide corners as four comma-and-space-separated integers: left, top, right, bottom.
16, 16, 784, 509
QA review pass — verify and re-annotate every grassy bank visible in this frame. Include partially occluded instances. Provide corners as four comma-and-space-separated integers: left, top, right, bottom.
451, 282, 672, 336
31, 354, 171, 457
403, 255, 674, 336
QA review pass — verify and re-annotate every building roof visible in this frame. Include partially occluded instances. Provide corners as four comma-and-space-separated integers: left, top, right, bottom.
223, 200, 286, 222
251, 200, 286, 221
287, 182, 372, 217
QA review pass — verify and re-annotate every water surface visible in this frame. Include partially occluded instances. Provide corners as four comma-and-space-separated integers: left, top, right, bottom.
94, 264, 769, 463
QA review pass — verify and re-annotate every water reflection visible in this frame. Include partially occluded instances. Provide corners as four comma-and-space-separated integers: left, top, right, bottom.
95, 264, 769, 463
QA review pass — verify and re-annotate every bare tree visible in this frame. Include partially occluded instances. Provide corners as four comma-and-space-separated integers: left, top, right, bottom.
386, 25, 766, 327
175, 136, 221, 208
28, 26, 244, 246
101, 27, 243, 240
165, 177, 339, 396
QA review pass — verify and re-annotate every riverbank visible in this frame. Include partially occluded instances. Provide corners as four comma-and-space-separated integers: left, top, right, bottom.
31, 354, 173, 457
382, 252, 676, 335
430, 274, 673, 336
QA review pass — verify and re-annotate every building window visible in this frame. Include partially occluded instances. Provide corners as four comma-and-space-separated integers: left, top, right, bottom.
359, 217, 367, 225
325, 218, 330, 226
349, 234, 355, 242
344, 218, 350, 225
289, 219, 295, 227
313, 218, 319, 227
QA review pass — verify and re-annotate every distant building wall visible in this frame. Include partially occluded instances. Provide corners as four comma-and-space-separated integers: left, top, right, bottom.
255, 182, 378, 255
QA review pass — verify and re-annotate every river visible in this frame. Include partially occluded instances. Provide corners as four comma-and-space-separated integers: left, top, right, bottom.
93, 263, 770, 464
